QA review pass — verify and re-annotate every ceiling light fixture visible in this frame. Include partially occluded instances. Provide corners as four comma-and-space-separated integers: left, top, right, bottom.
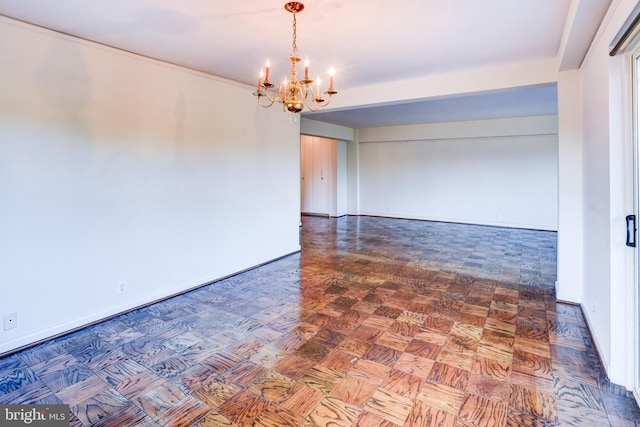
253, 2, 337, 113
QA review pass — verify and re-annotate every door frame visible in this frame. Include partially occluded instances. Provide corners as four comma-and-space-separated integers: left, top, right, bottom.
632, 43, 640, 405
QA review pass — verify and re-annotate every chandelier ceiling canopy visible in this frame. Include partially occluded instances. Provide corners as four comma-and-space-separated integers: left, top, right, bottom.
253, 2, 337, 114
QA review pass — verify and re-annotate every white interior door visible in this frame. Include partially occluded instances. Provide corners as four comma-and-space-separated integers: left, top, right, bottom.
300, 135, 336, 216
300, 136, 313, 213
311, 136, 329, 214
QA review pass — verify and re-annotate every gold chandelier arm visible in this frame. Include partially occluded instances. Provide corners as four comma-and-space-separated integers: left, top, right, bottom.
255, 80, 287, 107
263, 86, 280, 103
305, 95, 333, 112
298, 84, 334, 112
256, 80, 285, 101
257, 94, 276, 108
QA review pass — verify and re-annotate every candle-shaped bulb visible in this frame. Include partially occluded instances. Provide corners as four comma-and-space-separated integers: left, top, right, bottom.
265, 59, 271, 83
257, 70, 264, 93
329, 67, 335, 91
316, 76, 321, 98
304, 57, 310, 81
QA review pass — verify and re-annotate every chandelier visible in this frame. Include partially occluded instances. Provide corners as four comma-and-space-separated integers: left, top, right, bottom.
253, 2, 337, 113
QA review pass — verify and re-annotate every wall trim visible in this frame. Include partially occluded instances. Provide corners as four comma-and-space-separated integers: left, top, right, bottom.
353, 213, 557, 233
556, 302, 633, 393
577, 302, 612, 384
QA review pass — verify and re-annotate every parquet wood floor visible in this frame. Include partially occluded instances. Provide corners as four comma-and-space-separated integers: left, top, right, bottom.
1, 215, 639, 426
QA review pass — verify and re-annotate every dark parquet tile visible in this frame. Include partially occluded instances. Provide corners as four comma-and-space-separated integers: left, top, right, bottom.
1, 215, 639, 426
0, 368, 38, 396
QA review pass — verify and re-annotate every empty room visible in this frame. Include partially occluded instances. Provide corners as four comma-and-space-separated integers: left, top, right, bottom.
2, 1, 640, 426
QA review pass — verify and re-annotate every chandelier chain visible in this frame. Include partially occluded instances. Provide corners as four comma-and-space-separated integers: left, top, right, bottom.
291, 11, 298, 56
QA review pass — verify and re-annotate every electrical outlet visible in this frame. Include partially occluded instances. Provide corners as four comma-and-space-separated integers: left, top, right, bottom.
3, 312, 17, 330
117, 282, 126, 295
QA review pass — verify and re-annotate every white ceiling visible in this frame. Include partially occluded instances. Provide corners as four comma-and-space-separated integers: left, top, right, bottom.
0, 0, 612, 128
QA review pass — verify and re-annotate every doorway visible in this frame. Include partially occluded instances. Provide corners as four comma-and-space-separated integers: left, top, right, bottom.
300, 135, 334, 216
300, 135, 348, 218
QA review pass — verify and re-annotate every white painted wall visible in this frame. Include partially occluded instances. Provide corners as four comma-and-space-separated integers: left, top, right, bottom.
557, 70, 584, 302
0, 18, 300, 354
356, 117, 559, 230
578, 0, 638, 387
300, 118, 354, 141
